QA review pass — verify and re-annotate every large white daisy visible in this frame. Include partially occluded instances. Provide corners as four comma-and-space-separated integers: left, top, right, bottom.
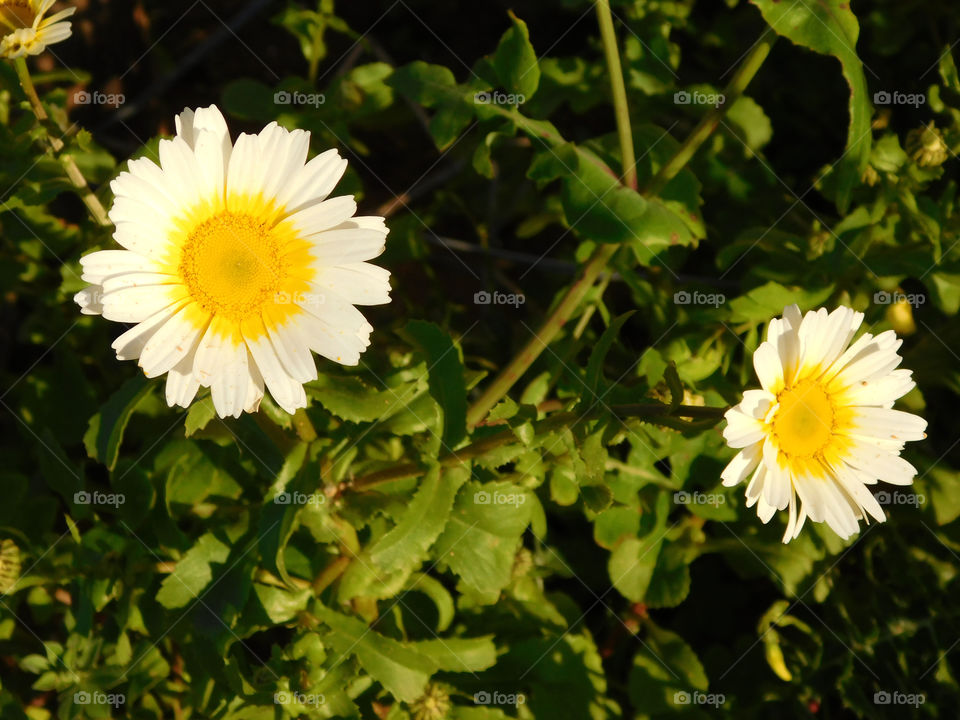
75, 105, 391, 418
721, 305, 926, 543
0, 0, 75, 59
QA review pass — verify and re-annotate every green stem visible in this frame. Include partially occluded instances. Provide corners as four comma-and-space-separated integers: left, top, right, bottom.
647, 36, 774, 195
13, 58, 111, 227
465, 35, 775, 430
595, 0, 637, 189
352, 402, 726, 492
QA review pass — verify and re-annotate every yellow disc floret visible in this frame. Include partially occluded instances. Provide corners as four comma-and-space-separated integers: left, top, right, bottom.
179, 212, 285, 322
772, 379, 835, 458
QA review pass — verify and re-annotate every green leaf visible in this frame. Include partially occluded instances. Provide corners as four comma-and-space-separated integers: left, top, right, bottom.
585, 311, 635, 395
307, 373, 426, 424
184, 397, 217, 437
749, 0, 871, 211
728, 281, 835, 323
530, 143, 698, 260
628, 622, 709, 714
411, 636, 497, 672
369, 466, 469, 568
401, 320, 468, 448
83, 375, 152, 471
492, 11, 540, 98
156, 533, 230, 610
608, 493, 670, 602
434, 480, 532, 603
316, 606, 436, 702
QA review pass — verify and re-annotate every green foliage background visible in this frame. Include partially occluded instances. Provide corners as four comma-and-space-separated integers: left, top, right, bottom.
2, 0, 960, 718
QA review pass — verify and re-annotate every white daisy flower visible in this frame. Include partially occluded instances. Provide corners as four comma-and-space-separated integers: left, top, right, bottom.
721, 304, 926, 543
0, 0, 75, 59
75, 105, 391, 418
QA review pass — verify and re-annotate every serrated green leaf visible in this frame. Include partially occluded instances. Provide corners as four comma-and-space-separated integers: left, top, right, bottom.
156, 533, 230, 610
749, 0, 870, 211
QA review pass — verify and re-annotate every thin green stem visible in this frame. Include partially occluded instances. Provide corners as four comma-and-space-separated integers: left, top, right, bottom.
351, 402, 726, 493
465, 34, 775, 430
595, 0, 637, 189
13, 58, 111, 227
647, 36, 775, 195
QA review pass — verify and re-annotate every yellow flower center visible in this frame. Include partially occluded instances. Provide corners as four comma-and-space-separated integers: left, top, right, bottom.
772, 379, 835, 458
178, 212, 285, 322
0, 1, 35, 30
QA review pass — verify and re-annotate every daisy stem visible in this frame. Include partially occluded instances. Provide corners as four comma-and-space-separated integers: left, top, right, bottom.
13, 57, 111, 228
349, 402, 726, 493
465, 33, 775, 431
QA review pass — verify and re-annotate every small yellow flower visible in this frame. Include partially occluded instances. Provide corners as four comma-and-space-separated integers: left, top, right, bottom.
0, 1, 75, 59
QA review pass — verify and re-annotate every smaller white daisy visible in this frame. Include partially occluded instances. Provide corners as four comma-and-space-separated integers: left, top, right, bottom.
0, 0, 75, 59
721, 304, 927, 543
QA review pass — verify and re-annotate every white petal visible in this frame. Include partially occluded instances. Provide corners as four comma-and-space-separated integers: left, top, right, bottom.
285, 196, 358, 236
753, 341, 784, 394
721, 443, 762, 487
80, 250, 159, 284
311, 262, 392, 306
210, 342, 251, 418
138, 307, 209, 378
276, 148, 348, 214
111, 305, 181, 361
74, 286, 104, 315
101, 286, 183, 323
722, 408, 766, 448
242, 316, 307, 414
165, 353, 201, 409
